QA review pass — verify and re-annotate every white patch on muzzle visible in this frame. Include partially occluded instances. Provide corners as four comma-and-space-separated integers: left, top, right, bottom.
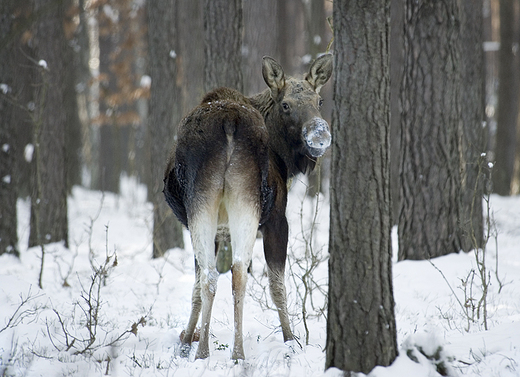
303, 117, 331, 157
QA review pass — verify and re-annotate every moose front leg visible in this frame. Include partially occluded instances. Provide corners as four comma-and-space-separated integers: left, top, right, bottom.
262, 216, 294, 342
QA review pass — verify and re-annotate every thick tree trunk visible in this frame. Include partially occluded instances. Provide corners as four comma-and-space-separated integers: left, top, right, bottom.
493, 0, 520, 195
326, 0, 397, 373
147, 0, 184, 258
203, 0, 243, 92
399, 0, 464, 260
0, 0, 19, 256
29, 0, 70, 248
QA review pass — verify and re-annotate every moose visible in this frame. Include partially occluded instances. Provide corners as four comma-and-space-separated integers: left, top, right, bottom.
163, 54, 333, 360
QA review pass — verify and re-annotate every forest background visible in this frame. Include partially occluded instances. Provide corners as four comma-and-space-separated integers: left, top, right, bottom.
2, 0, 520, 256
1, 0, 520, 376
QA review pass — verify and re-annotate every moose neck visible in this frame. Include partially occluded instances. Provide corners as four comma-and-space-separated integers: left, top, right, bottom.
248, 89, 316, 180
248, 89, 273, 119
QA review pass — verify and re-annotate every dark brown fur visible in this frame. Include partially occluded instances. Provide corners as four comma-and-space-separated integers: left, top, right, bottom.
163, 55, 333, 360
164, 88, 273, 229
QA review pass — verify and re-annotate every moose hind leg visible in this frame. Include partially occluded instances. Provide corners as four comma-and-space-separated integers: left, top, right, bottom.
197, 264, 218, 359
189, 206, 220, 360
226, 198, 260, 359
179, 258, 202, 357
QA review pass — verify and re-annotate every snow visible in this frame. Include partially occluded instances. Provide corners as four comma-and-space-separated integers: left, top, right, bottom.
38, 60, 47, 70
140, 75, 151, 88
24, 144, 34, 163
1, 176, 519, 377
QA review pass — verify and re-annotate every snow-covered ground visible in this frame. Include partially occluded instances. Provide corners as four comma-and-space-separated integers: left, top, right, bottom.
1, 176, 519, 376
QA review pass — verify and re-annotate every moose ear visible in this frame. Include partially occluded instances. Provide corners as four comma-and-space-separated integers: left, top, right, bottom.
305, 53, 333, 93
262, 56, 286, 98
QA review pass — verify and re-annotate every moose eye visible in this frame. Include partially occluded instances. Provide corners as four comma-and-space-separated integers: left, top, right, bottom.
318, 98, 324, 108
282, 102, 290, 112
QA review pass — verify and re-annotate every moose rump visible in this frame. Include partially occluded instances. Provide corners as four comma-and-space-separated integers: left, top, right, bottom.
163, 88, 273, 359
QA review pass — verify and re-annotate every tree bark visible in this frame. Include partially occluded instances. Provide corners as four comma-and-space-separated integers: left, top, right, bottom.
0, 0, 19, 256
29, 0, 70, 248
63, 2, 82, 192
8, 0, 37, 200
326, 0, 397, 373
276, 0, 306, 76
96, 3, 123, 194
390, 0, 404, 225
243, 0, 279, 96
493, 0, 519, 195
147, 0, 184, 258
399, 0, 464, 260
460, 0, 485, 251
178, 0, 204, 114
203, 0, 243, 92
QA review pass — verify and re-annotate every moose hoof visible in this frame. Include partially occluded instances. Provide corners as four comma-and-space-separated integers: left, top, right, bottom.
179, 343, 192, 358
195, 347, 210, 360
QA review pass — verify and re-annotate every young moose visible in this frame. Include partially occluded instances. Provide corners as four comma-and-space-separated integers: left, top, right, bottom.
163, 54, 333, 360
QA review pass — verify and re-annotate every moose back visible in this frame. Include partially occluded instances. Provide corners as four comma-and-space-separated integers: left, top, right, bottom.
163, 54, 333, 360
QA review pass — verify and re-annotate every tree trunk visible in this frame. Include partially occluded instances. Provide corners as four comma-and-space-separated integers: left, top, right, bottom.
0, 0, 19, 256
493, 0, 519, 195
73, 0, 93, 189
390, 0, 404, 225
277, 0, 306, 76
460, 0, 486, 251
243, 0, 279, 96
178, 0, 204, 114
96, 5, 123, 194
203, 0, 243, 92
326, 0, 397, 373
8, 0, 37, 200
147, 0, 184, 258
63, 2, 82, 192
303, 0, 327, 59
399, 0, 464, 260
29, 0, 70, 249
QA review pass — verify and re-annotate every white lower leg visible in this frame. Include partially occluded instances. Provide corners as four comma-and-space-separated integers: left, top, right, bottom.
179, 270, 201, 357
226, 197, 259, 360
231, 262, 247, 359
196, 268, 218, 359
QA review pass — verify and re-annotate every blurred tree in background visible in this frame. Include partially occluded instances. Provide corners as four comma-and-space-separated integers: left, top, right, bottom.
147, 0, 184, 257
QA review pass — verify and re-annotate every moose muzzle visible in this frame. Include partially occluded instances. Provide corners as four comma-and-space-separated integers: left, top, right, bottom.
303, 117, 331, 157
